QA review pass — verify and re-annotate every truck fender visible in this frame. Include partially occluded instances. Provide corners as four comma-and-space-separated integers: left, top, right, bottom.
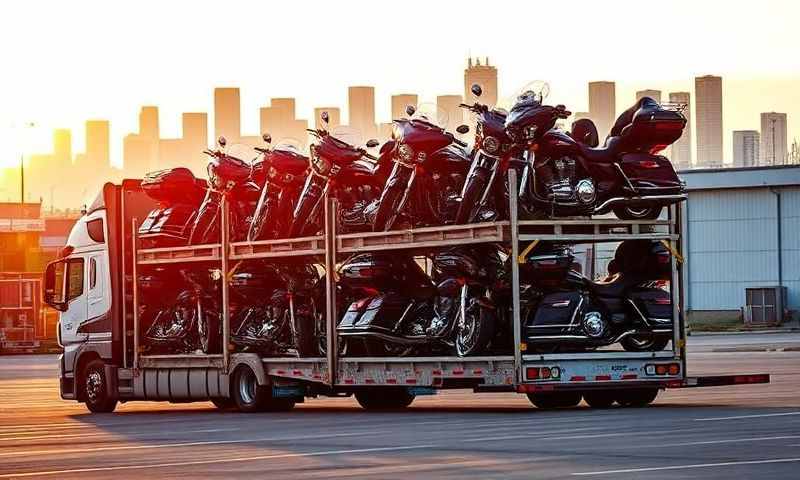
229, 353, 270, 387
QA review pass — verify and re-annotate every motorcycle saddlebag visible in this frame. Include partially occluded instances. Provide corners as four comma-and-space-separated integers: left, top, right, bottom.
619, 153, 683, 193
526, 291, 582, 335
520, 247, 574, 289
141, 168, 206, 204
629, 287, 673, 324
337, 293, 408, 334
138, 204, 197, 248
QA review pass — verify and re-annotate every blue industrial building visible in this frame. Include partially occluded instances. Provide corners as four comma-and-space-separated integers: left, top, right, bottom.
680, 165, 800, 325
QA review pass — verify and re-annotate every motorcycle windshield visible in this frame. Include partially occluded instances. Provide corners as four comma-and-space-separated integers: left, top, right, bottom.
225, 143, 259, 165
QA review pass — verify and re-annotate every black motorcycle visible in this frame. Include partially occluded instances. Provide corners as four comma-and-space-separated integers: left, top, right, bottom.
455, 84, 528, 224
188, 137, 262, 244
287, 112, 386, 238
230, 261, 319, 356
335, 245, 502, 356
248, 134, 311, 241
504, 81, 686, 220
138, 167, 207, 248
369, 105, 473, 231
520, 240, 674, 353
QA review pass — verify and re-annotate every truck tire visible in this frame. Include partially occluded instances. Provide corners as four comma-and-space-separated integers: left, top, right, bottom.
355, 387, 415, 410
232, 366, 296, 413
82, 360, 118, 413
526, 391, 582, 409
582, 390, 616, 408
211, 397, 236, 410
617, 388, 659, 407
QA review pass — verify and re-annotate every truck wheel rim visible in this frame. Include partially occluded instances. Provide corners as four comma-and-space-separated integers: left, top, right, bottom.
239, 370, 257, 405
86, 371, 102, 404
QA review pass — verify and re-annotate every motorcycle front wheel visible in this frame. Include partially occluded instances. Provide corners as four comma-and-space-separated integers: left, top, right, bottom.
454, 296, 495, 357
454, 168, 490, 225
372, 183, 404, 232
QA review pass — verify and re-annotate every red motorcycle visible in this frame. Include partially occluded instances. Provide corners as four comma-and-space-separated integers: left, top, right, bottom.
505, 82, 687, 220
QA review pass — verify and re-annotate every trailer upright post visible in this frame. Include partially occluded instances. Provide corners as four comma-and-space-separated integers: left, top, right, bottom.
508, 170, 523, 385
220, 195, 231, 372
131, 218, 140, 371
324, 196, 338, 386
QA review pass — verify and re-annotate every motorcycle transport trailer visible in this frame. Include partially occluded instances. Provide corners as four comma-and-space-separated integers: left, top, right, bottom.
46, 171, 769, 413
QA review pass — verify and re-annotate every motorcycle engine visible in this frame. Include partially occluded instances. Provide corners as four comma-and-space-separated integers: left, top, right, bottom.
540, 157, 595, 206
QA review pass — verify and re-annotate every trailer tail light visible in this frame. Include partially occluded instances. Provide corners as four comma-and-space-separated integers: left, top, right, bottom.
646, 363, 680, 376
526, 366, 561, 381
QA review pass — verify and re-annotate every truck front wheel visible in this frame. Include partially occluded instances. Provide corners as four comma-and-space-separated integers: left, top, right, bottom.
83, 360, 118, 413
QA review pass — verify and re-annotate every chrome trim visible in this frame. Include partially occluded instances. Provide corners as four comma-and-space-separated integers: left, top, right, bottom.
527, 329, 638, 345
593, 194, 687, 213
614, 163, 637, 192
338, 330, 430, 345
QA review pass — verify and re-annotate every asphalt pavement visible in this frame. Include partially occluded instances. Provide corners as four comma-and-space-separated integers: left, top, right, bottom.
1, 334, 798, 479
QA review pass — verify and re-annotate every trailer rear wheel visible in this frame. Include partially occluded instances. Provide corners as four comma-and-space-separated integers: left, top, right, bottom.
616, 388, 659, 407
355, 388, 415, 410
527, 391, 582, 409
211, 397, 236, 410
582, 390, 616, 408
82, 360, 118, 413
232, 366, 294, 413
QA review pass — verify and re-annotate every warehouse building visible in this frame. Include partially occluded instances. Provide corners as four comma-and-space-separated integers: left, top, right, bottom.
680, 165, 800, 327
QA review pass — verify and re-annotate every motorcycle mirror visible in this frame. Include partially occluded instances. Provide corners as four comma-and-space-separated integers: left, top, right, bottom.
321, 111, 330, 124
471, 84, 482, 97
262, 133, 272, 144
456, 124, 470, 135
218, 136, 227, 147
365, 139, 380, 148
405, 105, 416, 117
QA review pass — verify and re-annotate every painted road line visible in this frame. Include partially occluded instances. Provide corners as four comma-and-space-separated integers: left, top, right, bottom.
694, 411, 800, 421
462, 428, 687, 444
572, 457, 800, 476
637, 435, 800, 448
0, 431, 373, 458
0, 444, 438, 478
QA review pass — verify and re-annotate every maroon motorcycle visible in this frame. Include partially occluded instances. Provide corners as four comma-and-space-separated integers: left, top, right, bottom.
505, 82, 687, 220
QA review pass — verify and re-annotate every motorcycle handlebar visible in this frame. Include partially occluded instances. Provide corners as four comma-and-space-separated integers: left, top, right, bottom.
452, 137, 468, 148
361, 151, 377, 161
254, 147, 269, 154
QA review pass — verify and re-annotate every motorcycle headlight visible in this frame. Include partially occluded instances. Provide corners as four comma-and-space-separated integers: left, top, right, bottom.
397, 143, 414, 163
311, 150, 332, 176
268, 166, 278, 179
482, 136, 500, 154
525, 125, 538, 140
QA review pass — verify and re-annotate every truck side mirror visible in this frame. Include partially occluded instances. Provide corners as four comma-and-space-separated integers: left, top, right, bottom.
44, 261, 67, 312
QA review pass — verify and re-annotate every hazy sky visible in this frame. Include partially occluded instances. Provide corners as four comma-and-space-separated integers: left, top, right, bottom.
1, 0, 798, 168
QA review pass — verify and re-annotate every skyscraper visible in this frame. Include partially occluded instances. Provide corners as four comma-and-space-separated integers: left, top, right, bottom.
314, 107, 340, 131
760, 112, 788, 165
139, 106, 159, 140
437, 95, 464, 134
85, 120, 110, 170
588, 81, 616, 138
260, 98, 308, 147
182, 112, 208, 156
668, 92, 692, 169
391, 94, 418, 120
214, 87, 241, 143
733, 130, 759, 167
348, 86, 376, 143
695, 75, 723, 167
636, 89, 662, 103
53, 129, 72, 167
464, 57, 498, 108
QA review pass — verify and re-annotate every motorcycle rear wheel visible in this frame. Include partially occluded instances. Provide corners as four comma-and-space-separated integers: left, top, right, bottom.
621, 335, 669, 352
199, 309, 222, 354
612, 206, 662, 220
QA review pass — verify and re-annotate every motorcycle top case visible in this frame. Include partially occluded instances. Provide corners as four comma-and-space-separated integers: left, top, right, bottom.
338, 253, 434, 295
141, 168, 206, 204
621, 103, 686, 152
613, 240, 672, 280
520, 248, 575, 289
137, 204, 197, 247
619, 153, 682, 192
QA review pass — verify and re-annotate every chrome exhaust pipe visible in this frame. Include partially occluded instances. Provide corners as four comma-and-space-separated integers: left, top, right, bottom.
338, 330, 430, 345
526, 329, 639, 345
593, 194, 687, 214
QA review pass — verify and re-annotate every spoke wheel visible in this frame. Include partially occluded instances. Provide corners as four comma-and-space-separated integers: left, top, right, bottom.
455, 295, 494, 357
613, 206, 663, 220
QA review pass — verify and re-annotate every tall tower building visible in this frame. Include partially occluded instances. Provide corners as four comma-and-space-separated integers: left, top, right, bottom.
437, 95, 464, 134
139, 106, 159, 140
733, 130, 759, 167
668, 92, 692, 169
182, 112, 208, 154
53, 129, 72, 166
314, 107, 341, 131
348, 86, 376, 143
85, 120, 110, 170
214, 87, 241, 143
260, 98, 308, 147
391, 94, 418, 120
464, 57, 498, 108
695, 75, 723, 167
636, 89, 662, 103
760, 112, 788, 165
588, 81, 616, 138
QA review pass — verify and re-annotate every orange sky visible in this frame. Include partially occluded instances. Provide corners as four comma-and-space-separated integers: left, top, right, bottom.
0, 0, 798, 169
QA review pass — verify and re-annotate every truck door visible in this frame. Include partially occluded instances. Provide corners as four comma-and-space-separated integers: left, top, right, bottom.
57, 257, 89, 345
87, 254, 110, 321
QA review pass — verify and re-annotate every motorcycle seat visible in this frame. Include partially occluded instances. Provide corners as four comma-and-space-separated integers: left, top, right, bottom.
586, 272, 628, 298
579, 136, 623, 164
